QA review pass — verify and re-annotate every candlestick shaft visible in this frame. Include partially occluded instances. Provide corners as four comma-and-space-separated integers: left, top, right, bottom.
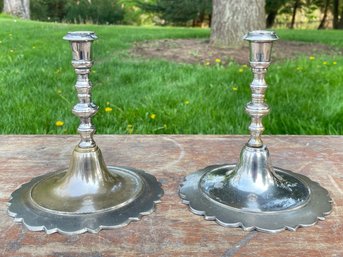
64, 31, 98, 148
246, 65, 270, 147
244, 31, 277, 148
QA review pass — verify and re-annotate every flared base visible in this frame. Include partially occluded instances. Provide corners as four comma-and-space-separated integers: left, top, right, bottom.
8, 166, 163, 235
180, 164, 332, 233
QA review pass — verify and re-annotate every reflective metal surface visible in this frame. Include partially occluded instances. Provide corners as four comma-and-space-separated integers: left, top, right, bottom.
179, 30, 332, 233
8, 31, 163, 234
30, 146, 143, 214
200, 145, 310, 212
180, 164, 332, 233
9, 166, 162, 234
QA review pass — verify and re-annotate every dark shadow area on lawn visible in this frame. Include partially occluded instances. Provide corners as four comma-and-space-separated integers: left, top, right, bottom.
131, 39, 342, 65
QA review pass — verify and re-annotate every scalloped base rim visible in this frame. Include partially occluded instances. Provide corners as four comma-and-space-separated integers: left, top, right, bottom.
179, 164, 333, 233
8, 166, 163, 235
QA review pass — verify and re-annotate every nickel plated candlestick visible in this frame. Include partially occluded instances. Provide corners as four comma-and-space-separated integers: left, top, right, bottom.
179, 30, 332, 233
8, 31, 163, 235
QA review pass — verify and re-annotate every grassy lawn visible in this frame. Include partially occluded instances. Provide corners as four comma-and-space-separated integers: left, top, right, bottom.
0, 15, 342, 135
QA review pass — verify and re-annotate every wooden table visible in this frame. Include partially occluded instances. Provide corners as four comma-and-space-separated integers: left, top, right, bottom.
0, 135, 342, 257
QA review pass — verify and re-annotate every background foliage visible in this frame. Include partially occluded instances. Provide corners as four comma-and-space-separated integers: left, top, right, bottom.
1, 0, 343, 28
30, 0, 125, 24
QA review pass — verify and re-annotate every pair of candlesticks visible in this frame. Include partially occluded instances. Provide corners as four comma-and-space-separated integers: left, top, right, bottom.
8, 31, 332, 235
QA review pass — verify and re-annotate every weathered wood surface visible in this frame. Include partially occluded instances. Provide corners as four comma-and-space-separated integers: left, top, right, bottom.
0, 135, 342, 257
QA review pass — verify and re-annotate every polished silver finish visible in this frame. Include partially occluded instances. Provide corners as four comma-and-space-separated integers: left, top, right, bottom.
8, 166, 162, 234
8, 32, 163, 235
243, 30, 277, 148
180, 30, 332, 233
64, 31, 98, 149
180, 164, 331, 233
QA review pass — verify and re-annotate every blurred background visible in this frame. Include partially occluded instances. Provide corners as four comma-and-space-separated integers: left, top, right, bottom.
0, 0, 342, 136
1, 0, 343, 29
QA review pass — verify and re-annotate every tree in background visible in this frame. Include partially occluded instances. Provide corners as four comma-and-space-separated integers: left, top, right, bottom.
317, 0, 331, 29
65, 0, 124, 24
210, 0, 265, 47
30, 0, 124, 24
266, 0, 337, 29
333, 0, 343, 28
277, 0, 309, 29
137, 0, 212, 26
289, 0, 301, 28
139, 0, 265, 46
333, 0, 339, 27
3, 0, 30, 19
266, 0, 289, 28
119, 0, 154, 25
266, 0, 322, 29
4, 0, 343, 30
31, 0, 65, 22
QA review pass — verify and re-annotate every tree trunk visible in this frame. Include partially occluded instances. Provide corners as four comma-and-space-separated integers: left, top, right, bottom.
333, 0, 339, 29
289, 0, 300, 29
3, 0, 30, 19
318, 0, 330, 29
338, 8, 343, 29
336, 11, 343, 29
266, 10, 277, 28
210, 0, 265, 47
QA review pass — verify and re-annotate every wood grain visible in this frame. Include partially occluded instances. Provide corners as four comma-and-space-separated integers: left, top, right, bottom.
0, 135, 342, 257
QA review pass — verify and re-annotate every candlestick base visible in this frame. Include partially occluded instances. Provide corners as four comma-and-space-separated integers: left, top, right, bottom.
8, 147, 163, 235
180, 145, 332, 233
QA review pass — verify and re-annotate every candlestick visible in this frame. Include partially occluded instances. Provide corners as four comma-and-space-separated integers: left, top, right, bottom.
179, 31, 332, 233
8, 32, 163, 235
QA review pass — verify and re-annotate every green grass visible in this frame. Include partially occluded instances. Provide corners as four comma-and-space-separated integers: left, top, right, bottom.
0, 15, 342, 135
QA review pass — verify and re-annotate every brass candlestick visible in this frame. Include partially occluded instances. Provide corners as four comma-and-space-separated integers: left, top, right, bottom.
8, 31, 163, 235
179, 31, 332, 233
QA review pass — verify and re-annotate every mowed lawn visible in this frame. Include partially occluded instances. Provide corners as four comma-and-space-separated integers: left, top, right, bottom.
0, 15, 342, 135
